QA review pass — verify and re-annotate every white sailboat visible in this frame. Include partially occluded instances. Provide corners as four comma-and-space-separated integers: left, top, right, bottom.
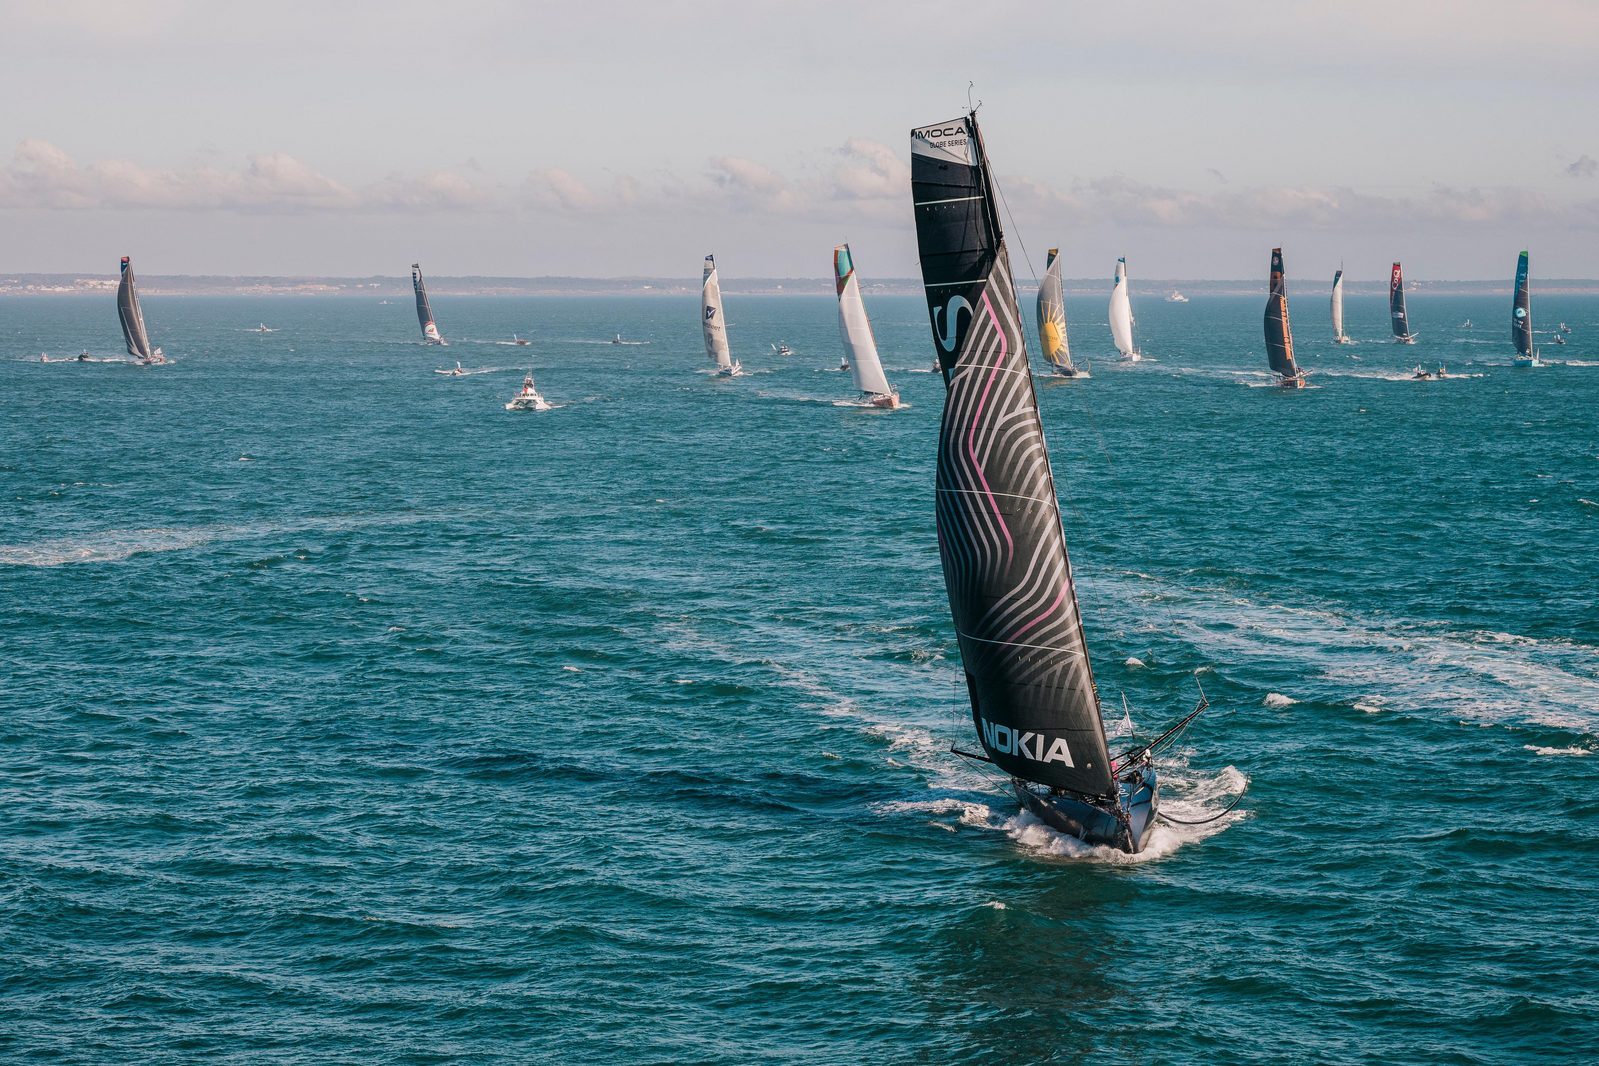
833, 243, 899, 408
505, 370, 552, 411
702, 255, 742, 377
1331, 267, 1353, 344
1109, 257, 1139, 361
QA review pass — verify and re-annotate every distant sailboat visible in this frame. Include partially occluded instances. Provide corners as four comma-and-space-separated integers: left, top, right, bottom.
1165, 290, 1189, 303
1109, 258, 1139, 361
1389, 261, 1416, 343
1331, 267, 1352, 344
1037, 248, 1085, 377
250, 323, 275, 334
412, 263, 446, 345
117, 257, 164, 365
702, 254, 742, 376
1265, 249, 1306, 388
505, 370, 552, 411
833, 243, 899, 408
513, 333, 529, 346
910, 109, 1211, 855
1512, 251, 1540, 367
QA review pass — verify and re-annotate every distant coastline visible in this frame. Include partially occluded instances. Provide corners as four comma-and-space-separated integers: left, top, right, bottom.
5, 273, 1599, 299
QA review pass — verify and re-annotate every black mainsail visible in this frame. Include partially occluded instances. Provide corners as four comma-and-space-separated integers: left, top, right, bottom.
1264, 248, 1302, 385
1389, 261, 1414, 341
116, 256, 159, 363
910, 113, 1114, 800
1512, 251, 1533, 358
412, 263, 444, 344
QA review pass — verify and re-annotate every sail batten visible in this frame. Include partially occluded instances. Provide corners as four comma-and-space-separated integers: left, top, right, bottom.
1036, 248, 1073, 372
911, 113, 1113, 797
834, 244, 894, 398
1512, 251, 1533, 356
412, 264, 443, 343
1265, 248, 1299, 379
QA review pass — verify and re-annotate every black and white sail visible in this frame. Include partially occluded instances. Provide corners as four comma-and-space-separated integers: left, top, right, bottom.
1389, 261, 1414, 342
1264, 248, 1301, 383
116, 256, 162, 363
412, 263, 444, 344
911, 113, 1114, 798
1512, 251, 1533, 358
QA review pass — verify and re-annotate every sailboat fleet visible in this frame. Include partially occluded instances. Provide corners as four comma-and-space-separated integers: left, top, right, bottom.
67, 106, 1582, 860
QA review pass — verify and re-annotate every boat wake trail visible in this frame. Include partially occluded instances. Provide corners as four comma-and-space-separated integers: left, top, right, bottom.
0, 513, 431, 567
1097, 571, 1599, 736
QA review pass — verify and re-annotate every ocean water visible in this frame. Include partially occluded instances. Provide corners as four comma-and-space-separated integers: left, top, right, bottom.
3, 289, 1597, 1063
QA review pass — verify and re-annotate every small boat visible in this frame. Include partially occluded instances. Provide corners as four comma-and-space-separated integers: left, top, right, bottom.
910, 107, 1218, 855
772, 341, 796, 357
702, 254, 743, 377
117, 256, 165, 365
1110, 258, 1141, 360
1265, 248, 1307, 388
1411, 365, 1436, 380
1460, 318, 1473, 329
611, 333, 624, 345
505, 372, 551, 411
1390, 261, 1417, 343
1512, 251, 1541, 367
250, 323, 275, 333
434, 361, 466, 376
412, 263, 446, 345
513, 334, 529, 346
1554, 334, 1567, 346
833, 243, 900, 408
1038, 248, 1086, 378
1559, 322, 1572, 334
1165, 290, 1189, 303
76, 351, 90, 362
1331, 267, 1353, 344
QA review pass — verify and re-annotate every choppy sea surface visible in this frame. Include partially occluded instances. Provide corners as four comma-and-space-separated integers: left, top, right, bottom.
3, 289, 1597, 1063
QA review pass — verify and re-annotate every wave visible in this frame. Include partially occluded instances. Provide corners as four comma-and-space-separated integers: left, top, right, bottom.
1264, 692, 1298, 708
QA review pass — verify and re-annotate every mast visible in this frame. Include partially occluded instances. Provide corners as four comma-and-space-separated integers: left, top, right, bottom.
910, 111, 1115, 798
833, 244, 893, 397
1330, 268, 1346, 340
1264, 248, 1299, 380
1036, 248, 1073, 371
1109, 258, 1135, 356
1389, 261, 1410, 339
1512, 251, 1533, 357
702, 254, 732, 369
412, 263, 443, 343
116, 257, 154, 361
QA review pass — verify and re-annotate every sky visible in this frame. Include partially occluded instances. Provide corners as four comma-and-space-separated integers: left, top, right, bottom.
2, 0, 1597, 281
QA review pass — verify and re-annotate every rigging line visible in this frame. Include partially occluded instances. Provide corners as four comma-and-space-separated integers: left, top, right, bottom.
1157, 791, 1246, 825
990, 167, 1039, 287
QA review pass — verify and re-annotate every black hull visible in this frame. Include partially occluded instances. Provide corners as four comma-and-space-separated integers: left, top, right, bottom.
1014, 764, 1158, 854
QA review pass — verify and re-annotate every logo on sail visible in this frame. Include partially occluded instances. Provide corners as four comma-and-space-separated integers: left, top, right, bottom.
979, 716, 1075, 767
705, 306, 717, 321
932, 295, 972, 353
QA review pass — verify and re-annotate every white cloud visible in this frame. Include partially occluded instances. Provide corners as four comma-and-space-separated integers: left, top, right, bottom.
1567, 155, 1598, 179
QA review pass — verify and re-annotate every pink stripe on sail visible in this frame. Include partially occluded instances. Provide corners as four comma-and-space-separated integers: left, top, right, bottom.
1009, 577, 1068, 643
968, 290, 1014, 562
